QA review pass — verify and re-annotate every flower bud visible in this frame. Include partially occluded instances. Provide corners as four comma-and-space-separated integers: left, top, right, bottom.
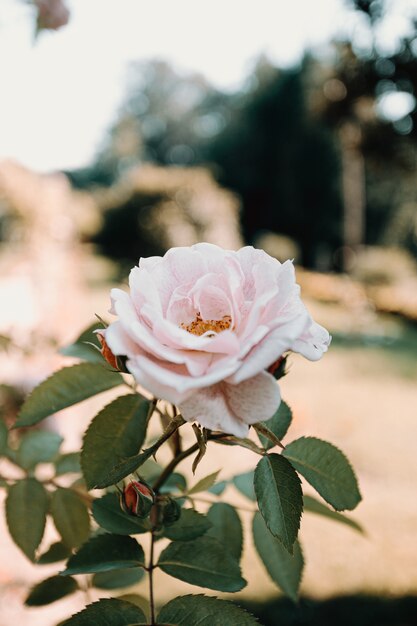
160, 496, 182, 526
120, 480, 154, 518
96, 331, 128, 373
267, 355, 288, 380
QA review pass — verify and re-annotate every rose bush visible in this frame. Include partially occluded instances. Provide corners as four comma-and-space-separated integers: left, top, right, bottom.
103, 243, 330, 436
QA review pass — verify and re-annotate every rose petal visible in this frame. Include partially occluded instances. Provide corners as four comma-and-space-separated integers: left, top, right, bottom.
291, 320, 331, 361
223, 371, 281, 424
179, 384, 250, 438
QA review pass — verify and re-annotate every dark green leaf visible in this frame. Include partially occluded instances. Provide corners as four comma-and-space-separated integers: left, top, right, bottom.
233, 470, 255, 501
188, 470, 220, 495
37, 542, 71, 564
158, 536, 246, 592
5, 478, 48, 561
92, 567, 144, 590
93, 449, 154, 489
92, 493, 150, 535
0, 420, 8, 454
51, 488, 91, 548
206, 503, 243, 561
159, 472, 187, 494
283, 437, 362, 511
14, 363, 123, 428
208, 480, 228, 496
60, 322, 104, 363
17, 430, 63, 470
158, 594, 259, 625
303, 495, 364, 533
254, 454, 302, 553
81, 394, 149, 489
62, 534, 145, 575
258, 400, 292, 450
55, 452, 81, 476
25, 575, 78, 606
60, 598, 146, 625
253, 512, 303, 601
164, 509, 211, 541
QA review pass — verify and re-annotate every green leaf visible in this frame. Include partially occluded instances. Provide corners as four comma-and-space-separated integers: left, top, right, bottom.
51, 488, 91, 548
5, 478, 48, 561
92, 493, 150, 535
117, 594, 149, 618
25, 575, 78, 606
60, 598, 147, 626
158, 594, 259, 625
158, 536, 246, 592
282, 437, 362, 511
208, 480, 228, 496
233, 470, 255, 501
92, 567, 144, 590
164, 509, 212, 541
60, 322, 104, 363
253, 512, 304, 602
14, 363, 123, 428
37, 542, 71, 564
94, 415, 186, 489
55, 452, 81, 476
206, 503, 243, 561
17, 430, 63, 470
93, 450, 153, 488
62, 534, 145, 575
188, 470, 220, 495
254, 454, 302, 553
0, 420, 8, 454
303, 495, 364, 533
81, 394, 149, 489
258, 400, 292, 450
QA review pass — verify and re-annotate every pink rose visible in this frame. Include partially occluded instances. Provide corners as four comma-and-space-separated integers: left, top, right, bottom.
104, 244, 330, 437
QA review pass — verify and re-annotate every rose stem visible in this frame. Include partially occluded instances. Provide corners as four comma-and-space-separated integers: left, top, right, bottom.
152, 433, 226, 493
148, 529, 156, 626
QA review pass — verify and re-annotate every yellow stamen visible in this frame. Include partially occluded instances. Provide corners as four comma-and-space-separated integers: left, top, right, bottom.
181, 313, 232, 336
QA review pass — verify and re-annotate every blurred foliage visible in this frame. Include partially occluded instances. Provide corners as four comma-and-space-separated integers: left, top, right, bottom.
66, 0, 417, 270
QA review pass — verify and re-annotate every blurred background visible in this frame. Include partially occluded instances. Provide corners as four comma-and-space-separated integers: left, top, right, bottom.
1, 0, 417, 624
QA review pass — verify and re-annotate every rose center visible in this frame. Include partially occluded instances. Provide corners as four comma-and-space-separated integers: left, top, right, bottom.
180, 313, 232, 336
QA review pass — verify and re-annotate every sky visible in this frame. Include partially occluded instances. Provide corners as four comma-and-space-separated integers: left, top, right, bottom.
0, 0, 416, 172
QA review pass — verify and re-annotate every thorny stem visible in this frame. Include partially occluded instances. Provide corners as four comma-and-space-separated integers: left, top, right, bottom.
149, 529, 156, 625
152, 433, 227, 493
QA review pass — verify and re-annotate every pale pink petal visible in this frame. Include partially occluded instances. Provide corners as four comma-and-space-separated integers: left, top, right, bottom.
291, 321, 331, 361
179, 385, 249, 438
223, 371, 281, 424
131, 353, 239, 398
104, 321, 143, 358
129, 267, 162, 317
230, 313, 309, 383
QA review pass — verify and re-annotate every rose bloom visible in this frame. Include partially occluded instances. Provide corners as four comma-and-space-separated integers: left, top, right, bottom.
104, 244, 330, 437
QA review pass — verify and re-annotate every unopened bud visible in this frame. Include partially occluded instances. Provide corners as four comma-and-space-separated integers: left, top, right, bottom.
96, 331, 128, 373
267, 355, 288, 380
160, 496, 182, 526
120, 480, 154, 518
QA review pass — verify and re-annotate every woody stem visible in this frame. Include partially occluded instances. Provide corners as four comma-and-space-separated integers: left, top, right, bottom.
148, 529, 156, 625
152, 433, 227, 493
